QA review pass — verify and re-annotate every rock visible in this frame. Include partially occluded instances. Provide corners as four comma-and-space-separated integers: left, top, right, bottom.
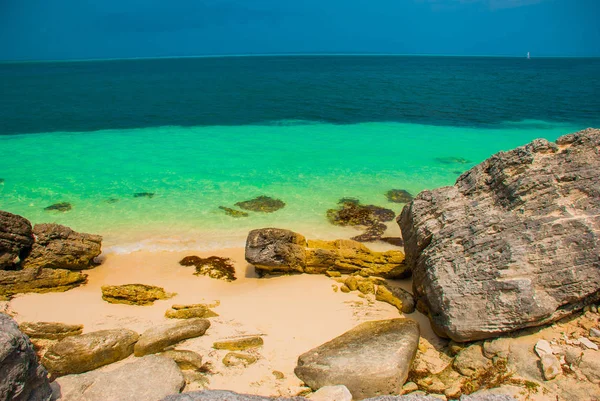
410, 343, 452, 376
357, 280, 375, 295
307, 385, 352, 401
273, 370, 285, 380
295, 318, 420, 400
160, 350, 204, 371
218, 206, 249, 218
222, 352, 257, 367
381, 285, 415, 314
460, 396, 517, 401
534, 340, 553, 357
579, 349, 600, 383
245, 228, 307, 273
22, 224, 102, 270
19, 322, 83, 340
325, 270, 341, 277
0, 211, 34, 269
434, 156, 471, 165
453, 345, 492, 377
133, 192, 154, 198
590, 327, 600, 338
161, 390, 307, 400
43, 202, 71, 212
340, 284, 350, 293
345, 276, 359, 291
386, 189, 414, 204
375, 285, 403, 311
539, 354, 561, 380
235, 196, 285, 213
213, 336, 263, 351
165, 305, 218, 319
179, 256, 237, 281
52, 355, 184, 401
402, 382, 419, 393
564, 346, 582, 365
578, 337, 599, 350
379, 237, 404, 247
0, 313, 52, 401
0, 267, 87, 298
101, 283, 175, 305
326, 199, 395, 242
306, 239, 407, 278
41, 328, 138, 376
399, 129, 600, 341
134, 318, 210, 357
105, 198, 119, 203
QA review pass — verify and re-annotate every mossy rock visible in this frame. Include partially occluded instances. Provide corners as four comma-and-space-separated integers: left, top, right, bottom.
375, 285, 403, 312
385, 189, 413, 203
101, 284, 175, 306
213, 336, 263, 351
0, 267, 87, 298
43, 202, 72, 212
222, 352, 257, 367
234, 196, 285, 213
218, 206, 249, 218
179, 256, 236, 281
19, 321, 83, 340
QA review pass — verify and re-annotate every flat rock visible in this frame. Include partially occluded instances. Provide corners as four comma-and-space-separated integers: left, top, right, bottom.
0, 211, 34, 269
160, 350, 204, 371
235, 196, 285, 213
453, 344, 492, 377
161, 390, 307, 400
43, 202, 72, 212
578, 349, 600, 383
218, 206, 249, 218
21, 224, 102, 270
41, 329, 139, 376
222, 352, 258, 367
385, 189, 414, 204
135, 318, 210, 357
0, 313, 52, 401
165, 305, 218, 319
0, 267, 87, 299
307, 385, 352, 401
399, 128, 600, 341
101, 283, 175, 305
295, 318, 420, 400
52, 355, 184, 401
245, 228, 307, 273
19, 322, 83, 340
213, 336, 263, 351
539, 354, 561, 380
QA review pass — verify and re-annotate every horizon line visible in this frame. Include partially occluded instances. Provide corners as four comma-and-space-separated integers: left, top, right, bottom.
1, 52, 599, 64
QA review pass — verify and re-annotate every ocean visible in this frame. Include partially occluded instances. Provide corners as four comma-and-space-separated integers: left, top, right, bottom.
1, 55, 599, 251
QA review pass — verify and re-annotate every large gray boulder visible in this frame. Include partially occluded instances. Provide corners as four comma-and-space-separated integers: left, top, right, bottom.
245, 228, 307, 273
21, 224, 102, 270
294, 319, 420, 400
134, 318, 210, 357
52, 355, 184, 401
41, 329, 139, 376
0, 313, 52, 401
399, 128, 600, 342
0, 211, 34, 269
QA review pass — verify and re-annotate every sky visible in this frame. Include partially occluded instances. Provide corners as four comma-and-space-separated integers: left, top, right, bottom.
0, 0, 598, 60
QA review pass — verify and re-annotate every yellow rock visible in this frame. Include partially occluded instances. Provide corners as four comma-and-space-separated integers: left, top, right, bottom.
375, 285, 403, 312
213, 336, 263, 351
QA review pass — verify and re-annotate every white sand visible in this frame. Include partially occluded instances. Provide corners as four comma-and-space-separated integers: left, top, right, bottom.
8, 247, 440, 397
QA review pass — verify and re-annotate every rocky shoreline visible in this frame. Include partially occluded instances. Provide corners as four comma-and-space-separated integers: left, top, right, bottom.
1, 128, 599, 401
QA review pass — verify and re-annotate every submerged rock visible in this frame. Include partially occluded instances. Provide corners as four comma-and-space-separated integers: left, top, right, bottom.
105, 198, 119, 204
42, 329, 139, 376
52, 355, 184, 401
434, 156, 471, 164
295, 318, 420, 400
134, 318, 211, 357
0, 210, 34, 269
0, 178, 4, 184
102, 283, 175, 305
19, 322, 83, 340
327, 199, 395, 242
0, 267, 87, 299
385, 189, 413, 203
351, 222, 387, 242
245, 228, 307, 273
0, 313, 52, 401
22, 224, 102, 270
399, 128, 600, 341
235, 196, 285, 213
133, 192, 154, 198
179, 256, 237, 281
379, 237, 404, 247
218, 206, 249, 218
43, 202, 72, 212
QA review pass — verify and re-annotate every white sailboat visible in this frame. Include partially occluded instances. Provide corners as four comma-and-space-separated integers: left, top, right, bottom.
527, 52, 531, 59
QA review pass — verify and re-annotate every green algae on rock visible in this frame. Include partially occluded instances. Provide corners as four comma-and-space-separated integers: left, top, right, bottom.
326, 198, 395, 242
179, 256, 237, 281
218, 206, 249, 218
234, 196, 285, 213
43, 202, 72, 212
101, 283, 175, 306
0, 267, 87, 299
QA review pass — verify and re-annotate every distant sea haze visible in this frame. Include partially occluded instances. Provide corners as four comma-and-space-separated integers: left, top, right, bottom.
0, 55, 598, 251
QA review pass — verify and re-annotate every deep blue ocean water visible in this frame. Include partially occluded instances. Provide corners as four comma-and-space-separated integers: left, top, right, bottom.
1, 56, 599, 251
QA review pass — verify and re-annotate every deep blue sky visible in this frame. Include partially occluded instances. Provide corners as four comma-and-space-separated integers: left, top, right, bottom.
1, 0, 598, 60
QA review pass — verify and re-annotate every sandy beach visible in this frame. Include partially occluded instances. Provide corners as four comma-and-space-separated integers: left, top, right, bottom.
6, 246, 438, 397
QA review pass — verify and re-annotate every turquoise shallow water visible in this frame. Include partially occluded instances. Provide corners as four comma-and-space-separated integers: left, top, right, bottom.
0, 120, 584, 251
